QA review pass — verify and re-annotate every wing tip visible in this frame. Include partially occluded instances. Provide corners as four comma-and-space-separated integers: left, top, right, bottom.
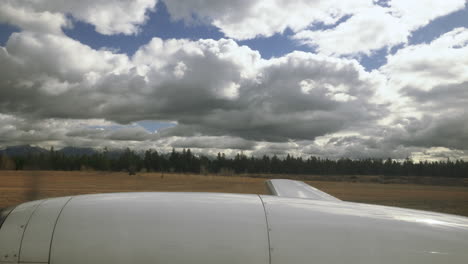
265, 179, 340, 201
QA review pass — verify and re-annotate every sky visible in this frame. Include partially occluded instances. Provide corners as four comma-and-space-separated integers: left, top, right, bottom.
0, 0, 467, 160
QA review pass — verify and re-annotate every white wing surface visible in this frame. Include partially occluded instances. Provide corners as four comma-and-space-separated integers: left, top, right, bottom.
265, 179, 340, 201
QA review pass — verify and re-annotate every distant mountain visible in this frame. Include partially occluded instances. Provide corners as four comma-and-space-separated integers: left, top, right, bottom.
58, 147, 97, 156
0, 145, 99, 157
0, 145, 48, 156
0, 145, 132, 158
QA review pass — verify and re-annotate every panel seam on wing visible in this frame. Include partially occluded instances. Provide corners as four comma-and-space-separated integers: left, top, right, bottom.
17, 199, 47, 262
48, 197, 73, 263
258, 195, 272, 264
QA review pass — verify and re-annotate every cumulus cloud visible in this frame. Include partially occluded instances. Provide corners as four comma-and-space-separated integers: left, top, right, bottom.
171, 136, 255, 150
301, 137, 414, 160
147, 50, 387, 142
0, 113, 177, 151
1, 0, 467, 161
0, 114, 112, 148
0, 28, 387, 147
389, 0, 467, 29
0, 0, 157, 35
294, 0, 466, 56
2, 0, 466, 59
162, 0, 466, 56
0, 31, 132, 120
252, 141, 301, 157
68, 126, 157, 142
381, 28, 468, 92
411, 147, 468, 162
294, 6, 409, 56
0, 2, 69, 34
163, 0, 372, 40
388, 115, 468, 150
378, 28, 468, 153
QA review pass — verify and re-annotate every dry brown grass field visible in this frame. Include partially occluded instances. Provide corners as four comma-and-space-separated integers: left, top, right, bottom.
1, 170, 468, 217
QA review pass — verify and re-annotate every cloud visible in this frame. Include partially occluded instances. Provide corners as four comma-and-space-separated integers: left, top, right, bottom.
72, 126, 157, 141
411, 147, 468, 162
252, 141, 301, 157
293, 6, 410, 56
301, 136, 414, 160
0, 1, 69, 34
294, 0, 466, 56
0, 0, 157, 35
0, 29, 387, 145
163, 0, 372, 40
163, 0, 465, 56
170, 136, 256, 150
379, 27, 468, 118
378, 28, 468, 152
389, 0, 467, 29
381, 28, 468, 92
0, 31, 133, 120
389, 115, 468, 150
402, 82, 468, 113
150, 50, 387, 142
1, 0, 467, 160
0, 114, 112, 147
0, 113, 173, 150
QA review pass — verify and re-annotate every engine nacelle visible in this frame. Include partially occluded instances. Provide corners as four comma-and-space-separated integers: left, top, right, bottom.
1, 192, 468, 263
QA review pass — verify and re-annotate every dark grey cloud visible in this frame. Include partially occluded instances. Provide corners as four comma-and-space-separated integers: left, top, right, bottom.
171, 136, 255, 150
387, 114, 468, 150
159, 52, 387, 142
402, 81, 468, 110
0, 33, 387, 144
251, 142, 300, 157
67, 127, 156, 142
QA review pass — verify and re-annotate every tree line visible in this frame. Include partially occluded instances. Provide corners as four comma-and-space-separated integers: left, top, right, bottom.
0, 147, 467, 178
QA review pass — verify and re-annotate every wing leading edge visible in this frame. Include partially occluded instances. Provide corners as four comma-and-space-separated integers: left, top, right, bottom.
265, 179, 341, 201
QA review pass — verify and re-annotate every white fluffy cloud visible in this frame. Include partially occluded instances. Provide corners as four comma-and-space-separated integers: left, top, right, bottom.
0, 1, 68, 34
294, 0, 466, 56
0, 0, 157, 35
294, 6, 409, 56
1, 0, 465, 53
381, 27, 468, 92
163, 0, 466, 56
163, 0, 373, 40
389, 0, 467, 29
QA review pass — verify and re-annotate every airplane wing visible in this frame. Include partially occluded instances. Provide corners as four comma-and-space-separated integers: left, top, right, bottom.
265, 179, 341, 201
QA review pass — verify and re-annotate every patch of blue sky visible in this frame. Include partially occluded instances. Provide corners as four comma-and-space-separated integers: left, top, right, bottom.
358, 47, 389, 71
239, 28, 313, 59
0, 23, 20, 46
359, 43, 405, 71
241, 15, 353, 59
306, 14, 353, 31
88, 120, 175, 133
373, 0, 391, 8
409, 6, 468, 45
87, 124, 132, 131
136, 120, 176, 132
360, 7, 468, 71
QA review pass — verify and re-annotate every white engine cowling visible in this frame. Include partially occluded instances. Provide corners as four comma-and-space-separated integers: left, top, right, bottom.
1, 192, 468, 264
